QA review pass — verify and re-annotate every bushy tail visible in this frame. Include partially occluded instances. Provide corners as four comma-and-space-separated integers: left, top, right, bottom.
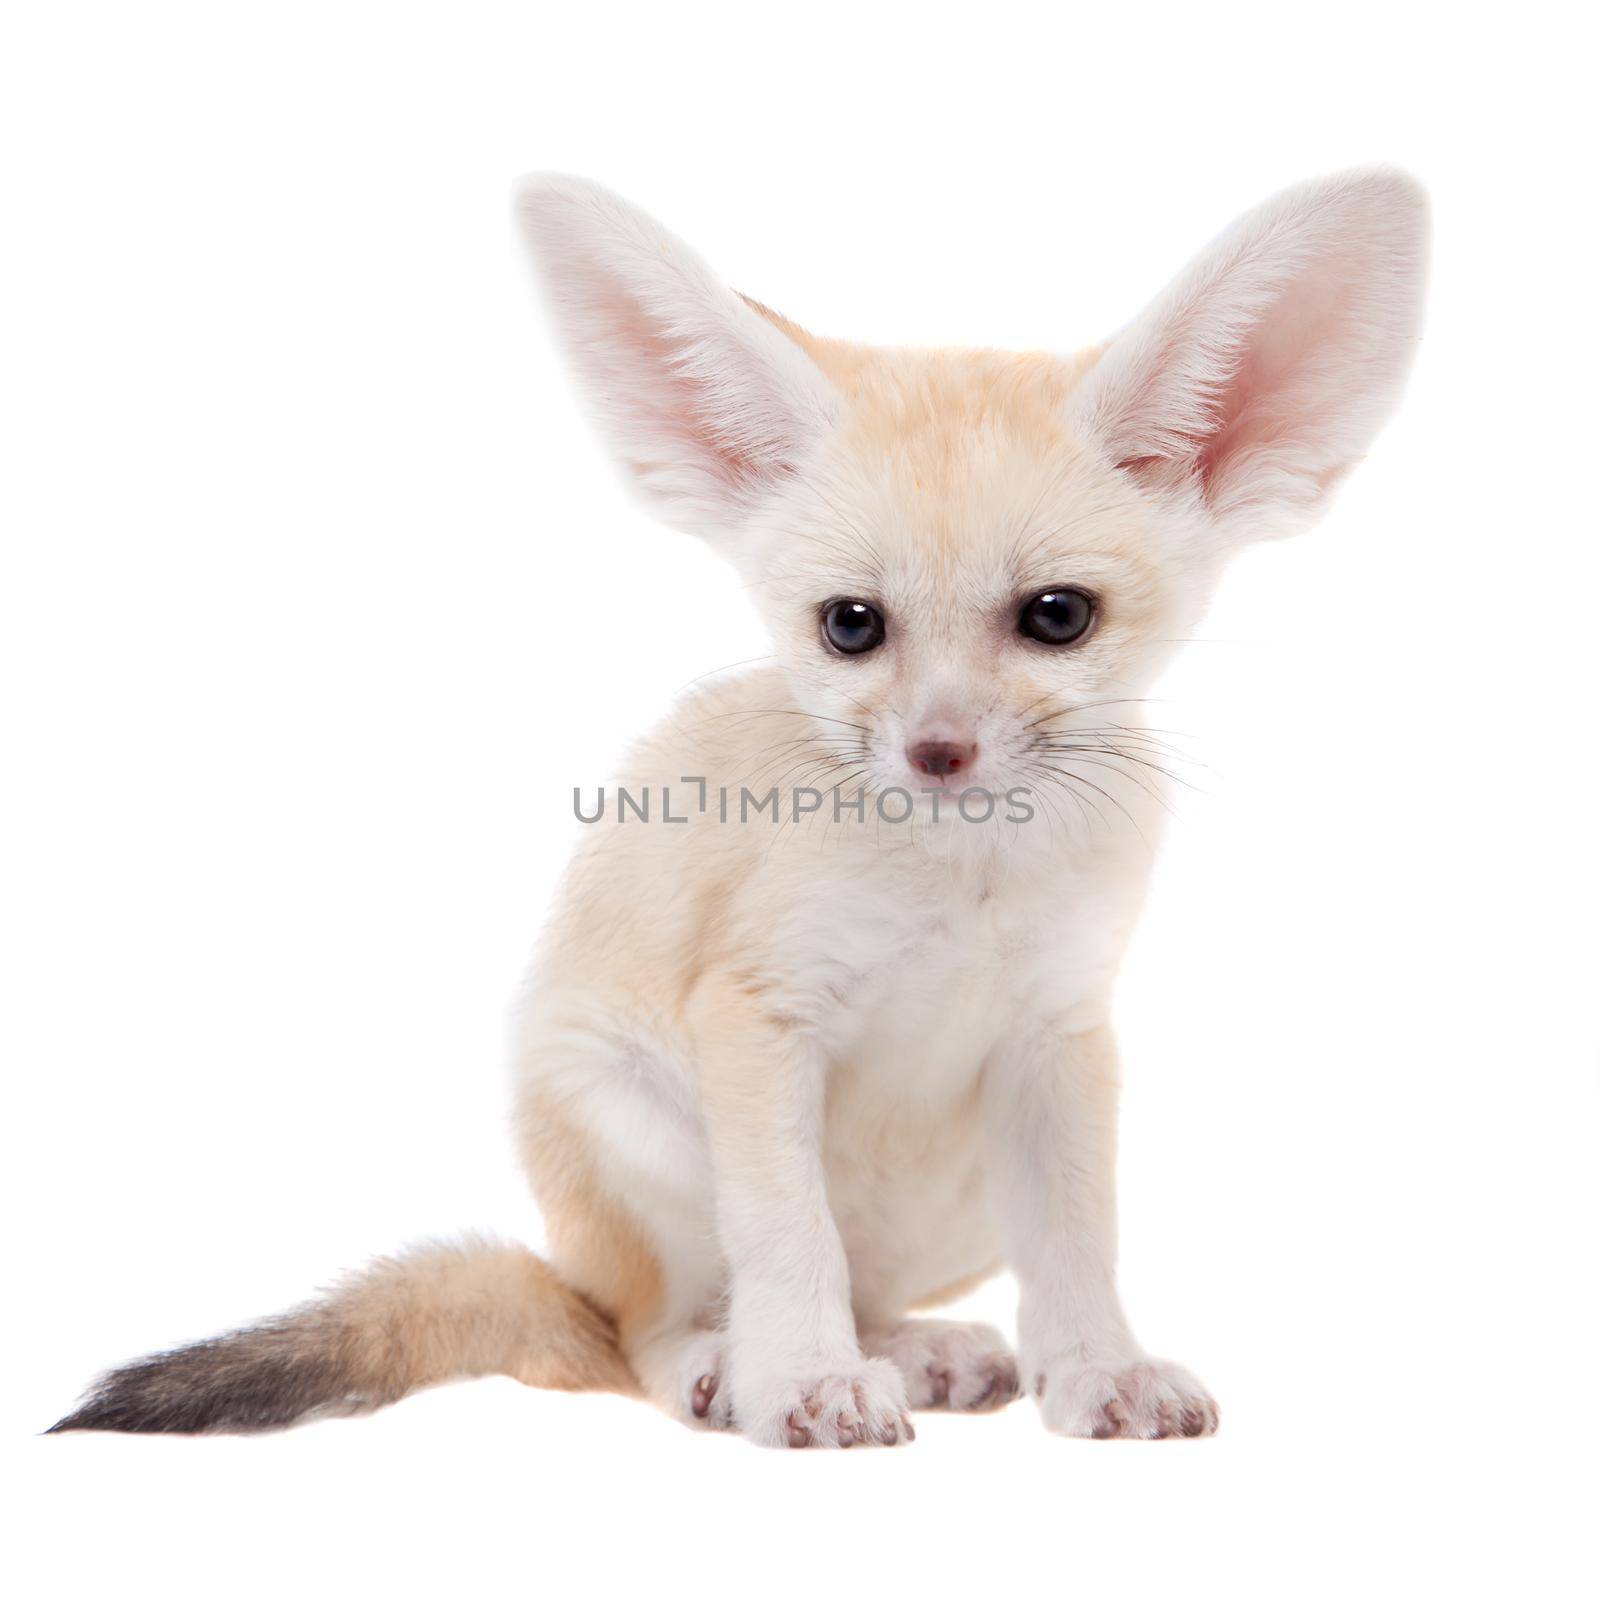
48, 1236, 636, 1434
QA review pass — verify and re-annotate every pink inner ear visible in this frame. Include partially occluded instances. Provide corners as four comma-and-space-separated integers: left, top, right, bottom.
1196, 268, 1362, 499
1088, 172, 1426, 529
519, 173, 845, 533
536, 204, 827, 523
593, 272, 784, 496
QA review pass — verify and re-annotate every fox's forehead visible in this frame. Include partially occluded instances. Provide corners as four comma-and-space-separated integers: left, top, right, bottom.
753, 320, 1154, 591
750, 299, 1100, 465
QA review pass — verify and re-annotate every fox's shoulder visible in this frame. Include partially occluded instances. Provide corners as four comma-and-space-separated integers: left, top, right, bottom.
619, 664, 807, 788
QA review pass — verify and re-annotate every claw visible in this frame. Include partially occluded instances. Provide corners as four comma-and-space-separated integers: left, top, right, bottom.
691, 1373, 717, 1419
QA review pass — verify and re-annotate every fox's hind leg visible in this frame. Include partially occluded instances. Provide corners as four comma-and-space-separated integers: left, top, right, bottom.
515, 1034, 731, 1427
860, 1319, 1020, 1412
627, 1321, 735, 1430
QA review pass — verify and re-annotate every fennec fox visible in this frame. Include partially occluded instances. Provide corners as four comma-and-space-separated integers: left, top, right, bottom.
53, 169, 1426, 1447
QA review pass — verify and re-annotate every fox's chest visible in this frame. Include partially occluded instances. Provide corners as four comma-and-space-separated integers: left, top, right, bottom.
838, 920, 1014, 1090
820, 876, 1080, 1090
818, 921, 1021, 1315
812, 886, 1124, 1312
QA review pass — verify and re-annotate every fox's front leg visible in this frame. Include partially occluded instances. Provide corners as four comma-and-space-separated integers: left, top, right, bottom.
691, 984, 912, 1449
987, 1020, 1219, 1439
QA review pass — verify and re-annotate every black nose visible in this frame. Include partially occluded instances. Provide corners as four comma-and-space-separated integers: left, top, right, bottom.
907, 739, 976, 778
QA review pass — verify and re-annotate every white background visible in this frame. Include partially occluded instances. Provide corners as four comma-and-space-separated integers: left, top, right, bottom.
3, 4, 1595, 1595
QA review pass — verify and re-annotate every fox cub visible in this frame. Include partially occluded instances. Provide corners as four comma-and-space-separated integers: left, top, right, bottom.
54, 169, 1426, 1447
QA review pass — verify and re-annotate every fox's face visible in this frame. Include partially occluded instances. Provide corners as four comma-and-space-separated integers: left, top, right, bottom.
520, 173, 1425, 809
746, 347, 1192, 802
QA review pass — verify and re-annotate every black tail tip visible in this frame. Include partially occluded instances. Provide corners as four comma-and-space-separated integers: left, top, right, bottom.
43, 1413, 110, 1435
45, 1322, 367, 1436
44, 1399, 180, 1435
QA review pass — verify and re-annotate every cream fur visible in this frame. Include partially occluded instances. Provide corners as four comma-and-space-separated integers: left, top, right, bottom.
53, 169, 1427, 1445
508, 169, 1428, 1446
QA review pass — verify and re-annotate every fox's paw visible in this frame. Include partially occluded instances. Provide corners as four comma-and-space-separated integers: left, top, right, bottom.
862, 1319, 1020, 1412
632, 1329, 735, 1432
1032, 1355, 1218, 1440
733, 1358, 913, 1449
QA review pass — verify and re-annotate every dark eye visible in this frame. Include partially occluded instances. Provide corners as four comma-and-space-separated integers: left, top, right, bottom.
821, 598, 886, 656
1018, 587, 1097, 647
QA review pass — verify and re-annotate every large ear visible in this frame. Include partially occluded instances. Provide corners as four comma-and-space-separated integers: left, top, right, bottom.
515, 174, 839, 540
1070, 167, 1428, 542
